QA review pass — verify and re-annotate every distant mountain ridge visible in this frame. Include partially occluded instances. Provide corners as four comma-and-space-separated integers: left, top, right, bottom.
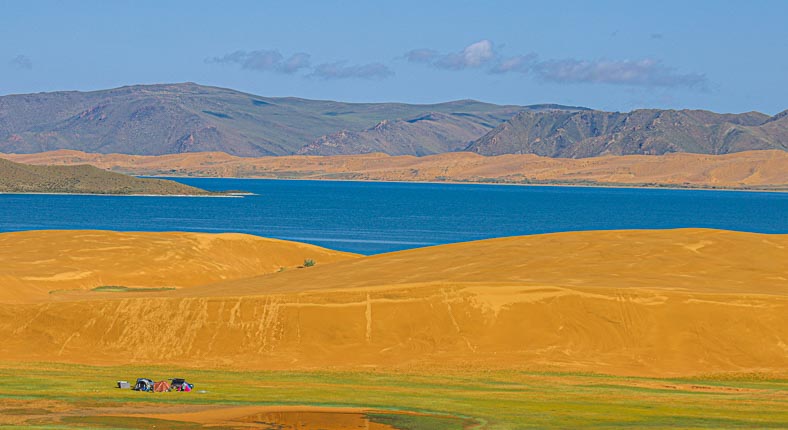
0, 83, 537, 157
467, 109, 788, 157
0, 83, 785, 158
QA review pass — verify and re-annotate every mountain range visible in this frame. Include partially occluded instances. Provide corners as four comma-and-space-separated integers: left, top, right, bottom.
0, 82, 785, 158
0, 83, 536, 156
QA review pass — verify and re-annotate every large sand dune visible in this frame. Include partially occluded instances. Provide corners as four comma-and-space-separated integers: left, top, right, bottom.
0, 229, 786, 376
3, 149, 787, 190
0, 230, 357, 303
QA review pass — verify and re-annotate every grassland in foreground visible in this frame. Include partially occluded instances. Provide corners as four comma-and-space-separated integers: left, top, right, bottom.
0, 362, 786, 429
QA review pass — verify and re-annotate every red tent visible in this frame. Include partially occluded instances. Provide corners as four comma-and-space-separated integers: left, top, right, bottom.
153, 380, 171, 392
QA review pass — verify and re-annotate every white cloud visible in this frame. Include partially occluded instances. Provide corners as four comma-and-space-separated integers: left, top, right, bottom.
406, 40, 707, 88
406, 40, 497, 70
437, 40, 496, 69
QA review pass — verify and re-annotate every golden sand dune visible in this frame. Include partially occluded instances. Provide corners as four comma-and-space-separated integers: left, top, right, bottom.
0, 229, 786, 376
0, 230, 357, 303
185, 229, 788, 297
4, 149, 787, 190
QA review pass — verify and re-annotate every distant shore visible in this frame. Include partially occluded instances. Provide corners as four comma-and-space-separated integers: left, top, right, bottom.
5, 149, 786, 193
144, 173, 788, 193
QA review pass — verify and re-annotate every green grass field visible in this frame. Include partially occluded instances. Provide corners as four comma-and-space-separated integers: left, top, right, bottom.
0, 362, 786, 429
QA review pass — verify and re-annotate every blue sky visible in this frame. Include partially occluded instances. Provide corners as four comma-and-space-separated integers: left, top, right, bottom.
2, 0, 787, 113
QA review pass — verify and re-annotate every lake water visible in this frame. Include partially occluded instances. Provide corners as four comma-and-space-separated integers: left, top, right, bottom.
0, 178, 785, 254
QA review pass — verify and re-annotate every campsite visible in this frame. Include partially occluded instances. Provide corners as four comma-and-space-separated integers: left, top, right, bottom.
125, 378, 194, 392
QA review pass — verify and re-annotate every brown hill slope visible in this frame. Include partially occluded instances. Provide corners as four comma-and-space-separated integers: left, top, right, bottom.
0, 229, 785, 376
0, 158, 214, 195
467, 109, 788, 157
0, 230, 358, 303
5, 149, 787, 190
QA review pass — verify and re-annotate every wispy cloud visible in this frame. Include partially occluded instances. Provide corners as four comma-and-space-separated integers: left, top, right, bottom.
531, 58, 706, 88
309, 61, 393, 80
406, 40, 706, 89
207, 49, 391, 79
490, 54, 537, 74
206, 49, 311, 74
404, 48, 439, 63
278, 53, 312, 74
405, 40, 496, 70
9, 54, 32, 70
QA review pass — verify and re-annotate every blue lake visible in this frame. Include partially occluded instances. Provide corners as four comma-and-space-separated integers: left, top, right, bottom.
0, 178, 786, 254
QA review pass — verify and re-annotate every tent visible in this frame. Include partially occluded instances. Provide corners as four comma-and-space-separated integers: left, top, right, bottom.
153, 380, 171, 392
170, 378, 194, 392
133, 378, 154, 392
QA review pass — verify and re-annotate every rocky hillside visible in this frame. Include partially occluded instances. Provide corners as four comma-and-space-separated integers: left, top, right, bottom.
0, 83, 530, 156
298, 112, 498, 156
299, 105, 586, 156
467, 109, 788, 157
0, 158, 213, 195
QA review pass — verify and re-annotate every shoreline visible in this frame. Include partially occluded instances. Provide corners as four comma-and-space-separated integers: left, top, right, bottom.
139, 173, 788, 194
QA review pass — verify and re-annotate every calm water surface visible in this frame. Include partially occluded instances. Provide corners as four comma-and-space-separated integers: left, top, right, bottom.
0, 178, 785, 254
